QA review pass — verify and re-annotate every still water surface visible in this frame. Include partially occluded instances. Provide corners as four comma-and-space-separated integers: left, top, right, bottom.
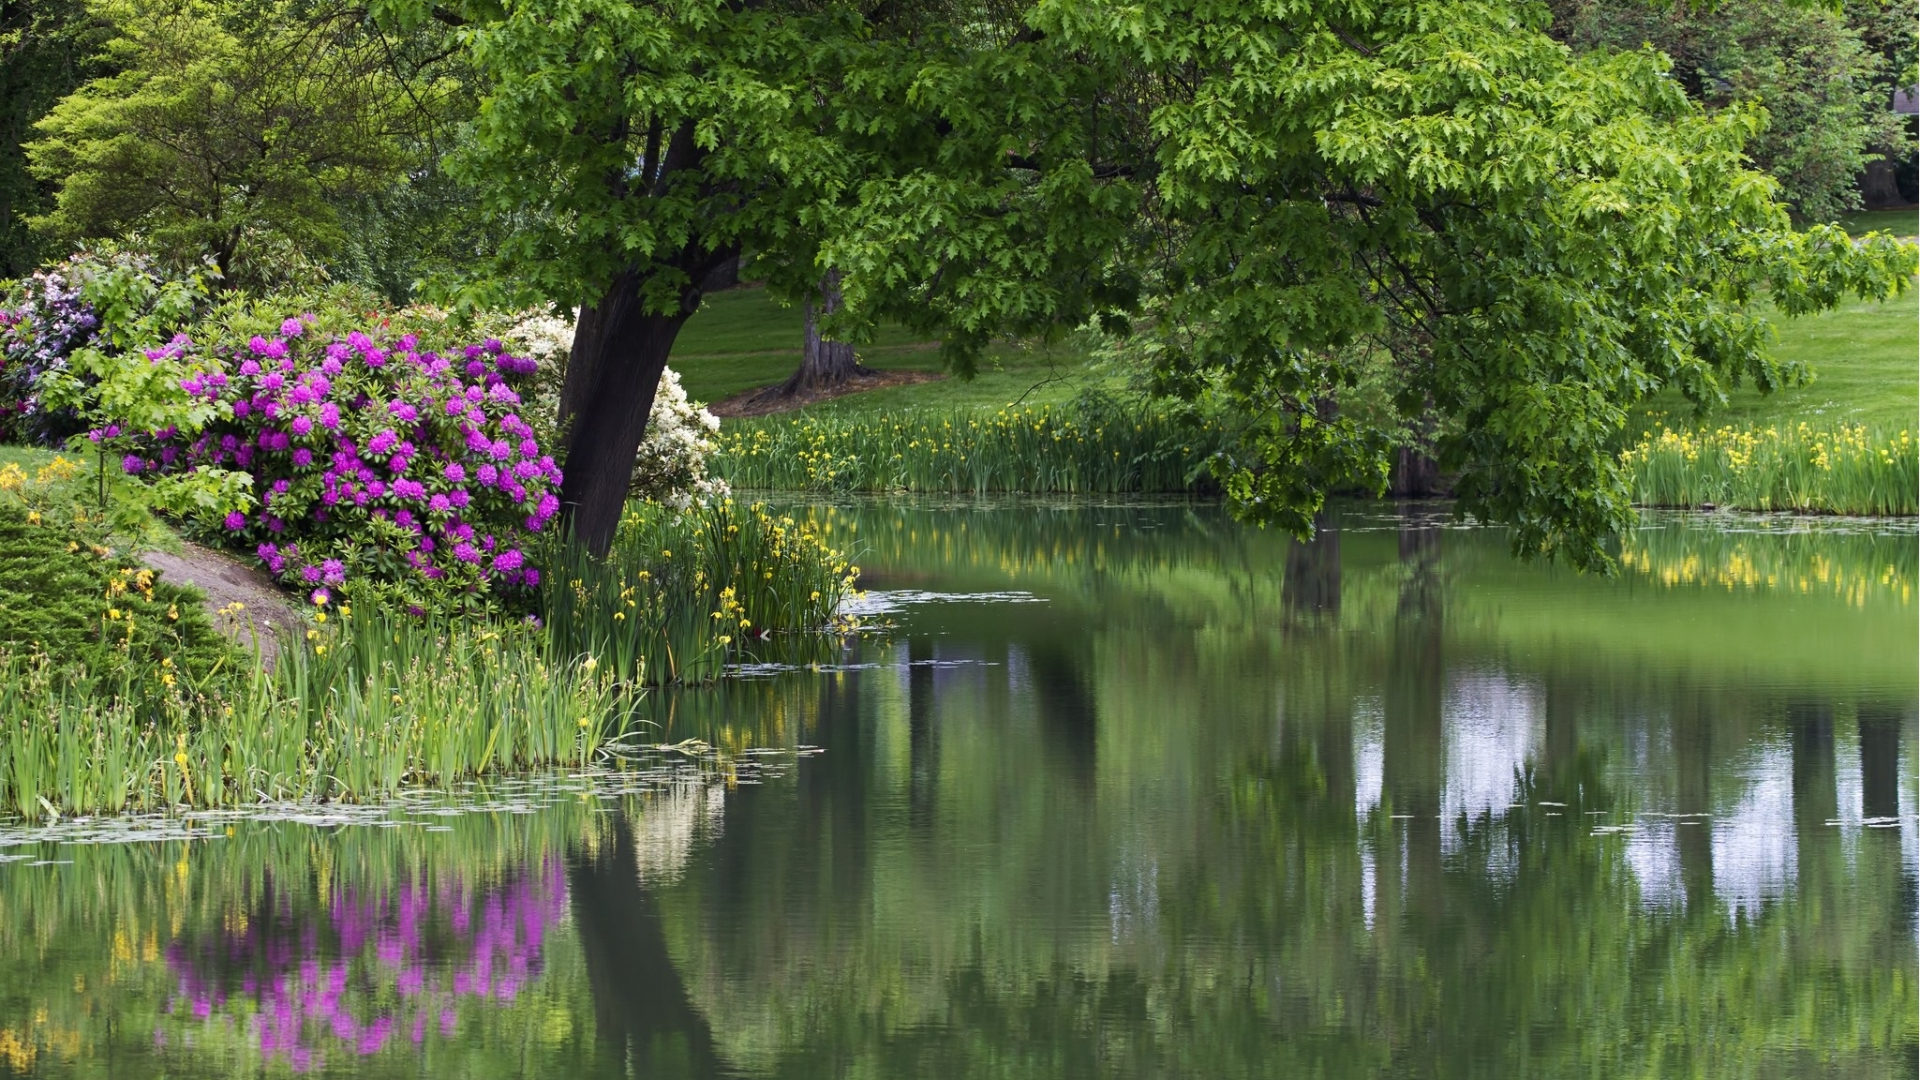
0, 500, 1914, 1078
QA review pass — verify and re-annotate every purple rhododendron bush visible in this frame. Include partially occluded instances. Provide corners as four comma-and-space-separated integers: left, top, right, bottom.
0, 254, 137, 445
130, 315, 560, 612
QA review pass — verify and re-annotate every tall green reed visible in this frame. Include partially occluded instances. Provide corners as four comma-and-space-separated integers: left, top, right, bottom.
539, 498, 857, 687
1621, 422, 1917, 516
0, 608, 618, 821
712, 397, 1223, 495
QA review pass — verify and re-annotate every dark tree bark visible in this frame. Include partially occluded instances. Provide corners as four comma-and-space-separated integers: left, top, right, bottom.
1283, 511, 1340, 620
779, 269, 872, 396
1858, 702, 1904, 819
557, 271, 690, 554
556, 250, 741, 554
1858, 158, 1907, 209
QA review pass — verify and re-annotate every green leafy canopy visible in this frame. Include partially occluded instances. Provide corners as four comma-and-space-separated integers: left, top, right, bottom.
380, 0, 1914, 569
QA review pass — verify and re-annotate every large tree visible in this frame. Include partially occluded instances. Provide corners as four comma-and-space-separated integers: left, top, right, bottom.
385, 0, 1910, 564
827, 0, 1915, 565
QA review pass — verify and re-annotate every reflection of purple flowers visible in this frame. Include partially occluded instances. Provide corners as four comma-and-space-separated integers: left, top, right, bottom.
159, 861, 568, 1074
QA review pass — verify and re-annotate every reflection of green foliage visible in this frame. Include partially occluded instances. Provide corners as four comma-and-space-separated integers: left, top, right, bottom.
639, 502, 1915, 1078
0, 504, 1911, 1078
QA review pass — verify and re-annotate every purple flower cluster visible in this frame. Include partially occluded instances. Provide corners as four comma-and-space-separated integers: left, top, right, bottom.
158, 861, 568, 1073
0, 262, 101, 444
119, 320, 561, 604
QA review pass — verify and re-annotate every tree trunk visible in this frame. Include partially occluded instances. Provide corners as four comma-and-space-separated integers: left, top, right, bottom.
1859, 158, 1906, 210
780, 270, 870, 395
556, 271, 694, 555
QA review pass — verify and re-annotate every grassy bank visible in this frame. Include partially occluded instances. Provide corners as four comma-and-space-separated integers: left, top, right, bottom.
681, 287, 1916, 515
673, 287, 1111, 411
1622, 293, 1917, 513
1632, 296, 1917, 434
0, 604, 618, 820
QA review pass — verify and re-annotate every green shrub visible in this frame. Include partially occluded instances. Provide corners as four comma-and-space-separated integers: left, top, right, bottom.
0, 501, 238, 694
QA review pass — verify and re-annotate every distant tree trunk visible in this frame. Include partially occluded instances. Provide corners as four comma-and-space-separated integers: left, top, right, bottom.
780, 270, 871, 396
1859, 158, 1906, 209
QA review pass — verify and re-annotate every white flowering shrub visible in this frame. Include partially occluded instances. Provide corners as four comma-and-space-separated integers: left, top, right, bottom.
494, 309, 728, 510
632, 366, 729, 510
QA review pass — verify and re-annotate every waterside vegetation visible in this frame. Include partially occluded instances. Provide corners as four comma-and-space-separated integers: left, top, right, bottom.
0, 493, 855, 821
1622, 423, 1917, 515
713, 399, 1222, 496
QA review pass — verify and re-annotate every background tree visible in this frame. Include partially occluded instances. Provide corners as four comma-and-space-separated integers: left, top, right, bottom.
24, 0, 456, 288
783, 270, 872, 397
0, 0, 109, 275
1844, 0, 1919, 207
1546, 0, 1911, 219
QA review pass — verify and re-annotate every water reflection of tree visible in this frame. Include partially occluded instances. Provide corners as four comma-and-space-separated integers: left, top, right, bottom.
571, 818, 725, 1076
630, 506, 1916, 1078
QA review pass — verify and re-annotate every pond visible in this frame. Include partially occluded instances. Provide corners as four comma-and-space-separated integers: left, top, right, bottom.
0, 500, 1913, 1078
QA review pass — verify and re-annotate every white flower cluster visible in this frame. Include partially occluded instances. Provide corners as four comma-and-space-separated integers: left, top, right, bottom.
501, 310, 574, 368
496, 309, 728, 511
632, 365, 729, 511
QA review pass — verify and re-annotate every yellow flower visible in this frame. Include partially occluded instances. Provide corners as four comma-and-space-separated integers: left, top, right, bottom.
582, 656, 598, 672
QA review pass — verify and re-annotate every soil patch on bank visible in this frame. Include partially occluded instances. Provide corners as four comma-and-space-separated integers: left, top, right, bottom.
143, 542, 302, 664
709, 369, 946, 418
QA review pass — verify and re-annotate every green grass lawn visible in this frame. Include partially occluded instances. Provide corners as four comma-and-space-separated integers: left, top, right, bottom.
685, 285, 1915, 435
1635, 295, 1918, 435
0, 445, 59, 471
1835, 208, 1919, 238
670, 287, 1112, 411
